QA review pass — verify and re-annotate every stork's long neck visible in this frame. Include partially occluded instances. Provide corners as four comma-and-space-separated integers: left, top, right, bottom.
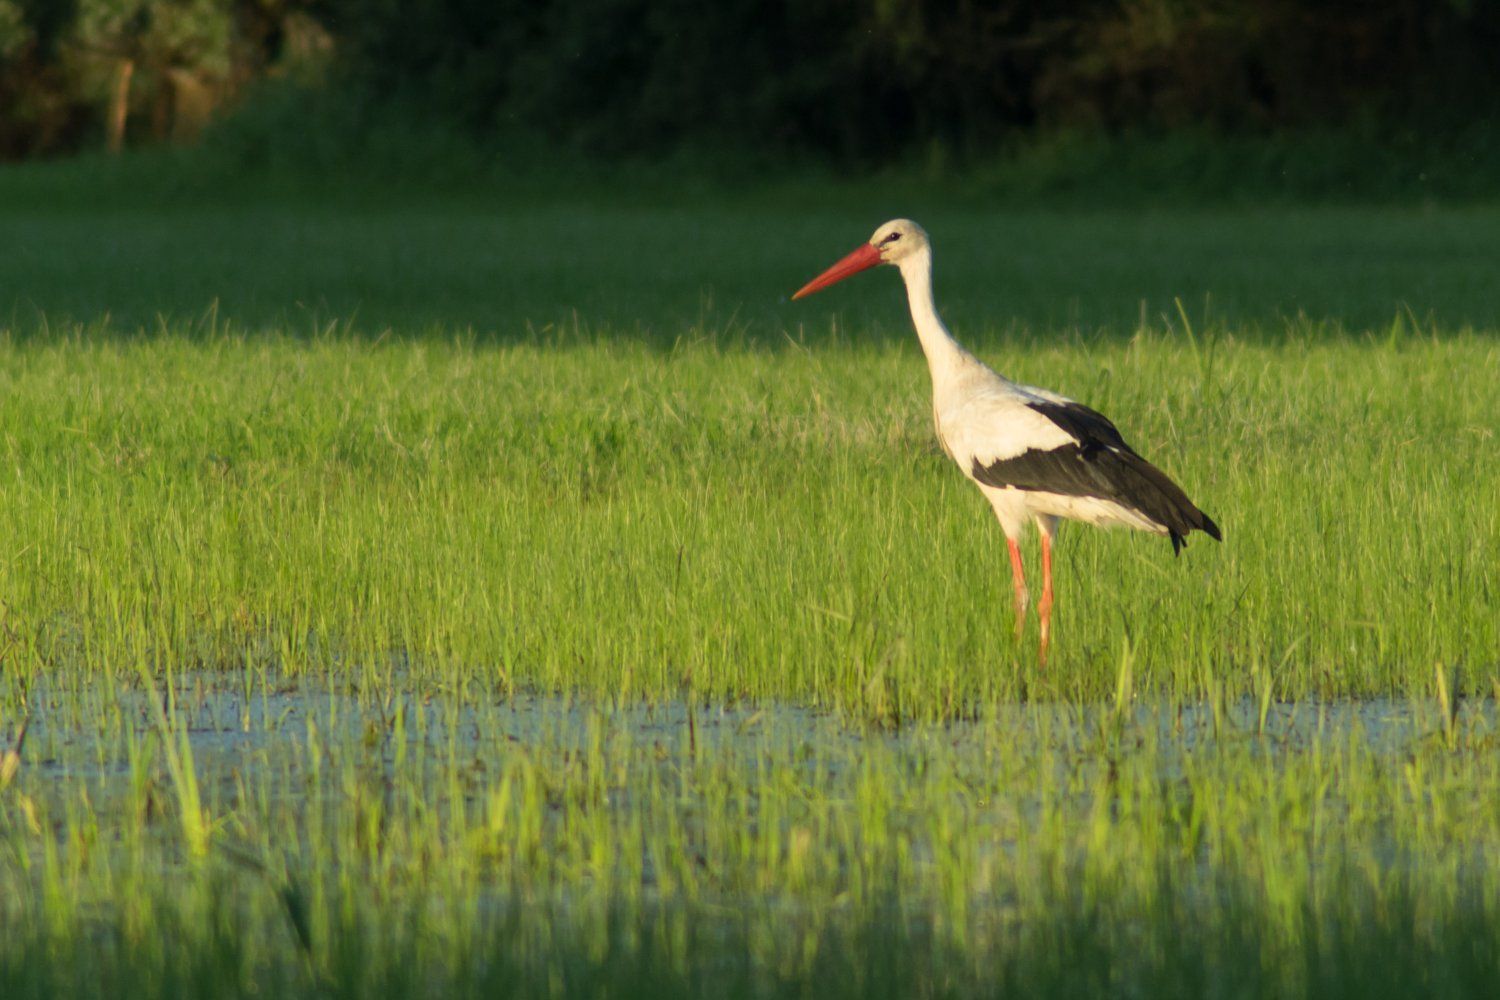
898, 247, 972, 391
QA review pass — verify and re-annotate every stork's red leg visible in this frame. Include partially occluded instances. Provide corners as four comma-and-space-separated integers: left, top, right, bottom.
1038, 531, 1054, 664
1005, 537, 1029, 639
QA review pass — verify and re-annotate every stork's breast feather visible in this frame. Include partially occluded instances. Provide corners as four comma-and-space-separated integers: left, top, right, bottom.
938, 391, 1078, 472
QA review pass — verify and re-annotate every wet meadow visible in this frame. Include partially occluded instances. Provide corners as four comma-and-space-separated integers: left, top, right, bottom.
0, 176, 1496, 995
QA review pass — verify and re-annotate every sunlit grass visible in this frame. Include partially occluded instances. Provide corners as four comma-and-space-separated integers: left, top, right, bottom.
0, 330, 1493, 712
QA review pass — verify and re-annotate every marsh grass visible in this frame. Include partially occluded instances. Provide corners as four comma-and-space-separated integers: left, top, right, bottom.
0, 330, 1493, 712
0, 190, 1497, 995
2, 688, 1498, 998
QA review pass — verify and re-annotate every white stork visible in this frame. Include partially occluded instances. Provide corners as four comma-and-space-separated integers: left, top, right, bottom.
792, 219, 1220, 661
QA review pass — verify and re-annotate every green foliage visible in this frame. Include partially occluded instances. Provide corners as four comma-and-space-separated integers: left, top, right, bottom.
319, 0, 1500, 163
0, 2, 29, 58
0, 0, 315, 157
72, 0, 231, 73
14, 76, 1500, 204
5, 0, 1500, 176
64, 0, 232, 115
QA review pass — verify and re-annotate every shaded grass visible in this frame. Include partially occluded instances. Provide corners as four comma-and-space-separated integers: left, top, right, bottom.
5, 180, 1500, 335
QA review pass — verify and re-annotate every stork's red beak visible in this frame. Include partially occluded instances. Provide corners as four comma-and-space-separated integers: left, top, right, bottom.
791, 243, 882, 300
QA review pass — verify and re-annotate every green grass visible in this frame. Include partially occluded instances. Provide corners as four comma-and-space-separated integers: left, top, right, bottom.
2, 690, 1498, 998
0, 176, 1498, 995
5, 180, 1500, 335
0, 331, 1493, 710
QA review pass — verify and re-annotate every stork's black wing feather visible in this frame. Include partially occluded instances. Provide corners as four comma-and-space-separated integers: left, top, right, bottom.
1028, 398, 1130, 452
971, 398, 1222, 553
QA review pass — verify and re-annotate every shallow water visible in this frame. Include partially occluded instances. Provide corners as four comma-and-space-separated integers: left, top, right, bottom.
3, 673, 1497, 979
8, 675, 1491, 801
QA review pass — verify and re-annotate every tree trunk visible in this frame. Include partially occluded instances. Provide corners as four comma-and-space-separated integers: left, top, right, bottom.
107, 58, 134, 154
151, 71, 172, 142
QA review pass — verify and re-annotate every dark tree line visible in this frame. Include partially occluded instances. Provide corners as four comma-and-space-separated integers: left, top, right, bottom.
3, 0, 1497, 163
318, 0, 1500, 161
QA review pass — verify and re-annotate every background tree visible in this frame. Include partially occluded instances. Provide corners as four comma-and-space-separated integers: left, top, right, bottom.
0, 0, 1497, 164
313, 0, 1500, 164
0, 0, 316, 158
67, 0, 232, 151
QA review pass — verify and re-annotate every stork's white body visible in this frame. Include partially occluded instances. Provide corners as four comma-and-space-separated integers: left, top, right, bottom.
902, 245, 1174, 540
793, 219, 1220, 660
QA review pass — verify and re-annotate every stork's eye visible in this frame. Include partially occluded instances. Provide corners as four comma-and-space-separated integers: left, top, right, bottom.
881, 232, 902, 245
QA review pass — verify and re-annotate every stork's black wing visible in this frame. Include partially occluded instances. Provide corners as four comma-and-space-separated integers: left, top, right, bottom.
970, 398, 1222, 554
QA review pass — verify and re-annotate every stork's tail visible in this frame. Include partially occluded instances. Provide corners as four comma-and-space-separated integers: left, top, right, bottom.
1168, 507, 1222, 555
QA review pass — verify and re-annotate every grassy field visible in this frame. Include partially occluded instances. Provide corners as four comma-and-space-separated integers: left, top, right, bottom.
0, 332, 1493, 710
6, 180, 1500, 335
0, 181, 1497, 995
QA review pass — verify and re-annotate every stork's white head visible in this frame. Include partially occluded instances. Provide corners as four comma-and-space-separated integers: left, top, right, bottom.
792, 219, 929, 300
867, 218, 929, 265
